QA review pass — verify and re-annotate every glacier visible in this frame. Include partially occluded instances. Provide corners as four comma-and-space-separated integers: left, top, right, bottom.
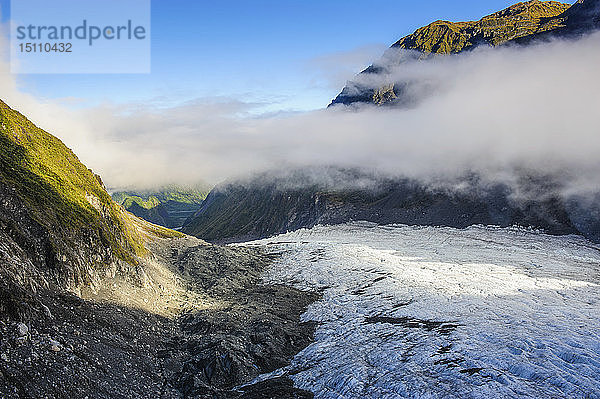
243, 222, 600, 398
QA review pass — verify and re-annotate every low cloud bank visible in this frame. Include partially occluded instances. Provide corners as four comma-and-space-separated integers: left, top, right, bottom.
1, 32, 599, 202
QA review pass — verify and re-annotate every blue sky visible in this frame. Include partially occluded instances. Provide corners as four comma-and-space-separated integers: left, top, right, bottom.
1, 0, 533, 111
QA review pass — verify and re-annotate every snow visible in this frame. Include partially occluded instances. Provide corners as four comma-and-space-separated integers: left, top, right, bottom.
244, 222, 600, 398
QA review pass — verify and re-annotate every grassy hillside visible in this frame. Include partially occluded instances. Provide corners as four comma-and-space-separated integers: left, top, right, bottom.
0, 100, 183, 318
0, 100, 145, 260
392, 1, 570, 54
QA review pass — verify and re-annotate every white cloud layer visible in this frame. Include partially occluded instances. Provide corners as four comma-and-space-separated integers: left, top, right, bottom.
306, 43, 388, 90
1, 32, 599, 197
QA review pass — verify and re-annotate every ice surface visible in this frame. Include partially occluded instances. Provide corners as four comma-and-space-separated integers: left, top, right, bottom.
244, 223, 600, 398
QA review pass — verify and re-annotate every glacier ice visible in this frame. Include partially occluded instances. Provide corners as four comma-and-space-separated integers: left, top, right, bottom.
244, 223, 600, 398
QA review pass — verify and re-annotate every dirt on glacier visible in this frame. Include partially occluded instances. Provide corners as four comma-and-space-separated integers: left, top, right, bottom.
0, 236, 319, 399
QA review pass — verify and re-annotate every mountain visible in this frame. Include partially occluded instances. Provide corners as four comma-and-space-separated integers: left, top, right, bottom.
330, 0, 599, 107
183, 1, 600, 245
181, 169, 600, 244
111, 186, 210, 230
562, 0, 600, 30
0, 99, 163, 318
0, 100, 317, 398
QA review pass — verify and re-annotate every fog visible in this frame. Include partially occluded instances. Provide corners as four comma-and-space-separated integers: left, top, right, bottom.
1, 32, 599, 198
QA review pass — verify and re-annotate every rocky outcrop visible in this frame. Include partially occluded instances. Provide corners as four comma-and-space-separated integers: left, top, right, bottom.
330, 0, 599, 107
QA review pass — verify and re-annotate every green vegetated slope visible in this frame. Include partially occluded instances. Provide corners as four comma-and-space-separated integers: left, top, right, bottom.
0, 99, 180, 318
112, 186, 210, 229
0, 99, 144, 257
393, 1, 570, 54
330, 0, 595, 106
181, 170, 583, 244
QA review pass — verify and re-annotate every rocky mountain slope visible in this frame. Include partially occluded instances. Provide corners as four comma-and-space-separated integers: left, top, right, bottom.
182, 170, 600, 244
330, 0, 599, 107
112, 186, 210, 230
0, 99, 156, 319
0, 100, 317, 398
1, 234, 317, 398
561, 0, 600, 30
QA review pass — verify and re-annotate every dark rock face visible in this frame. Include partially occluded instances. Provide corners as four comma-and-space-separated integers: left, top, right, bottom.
237, 378, 314, 399
565, 0, 600, 31
565, 194, 600, 243
0, 176, 118, 320
182, 171, 599, 244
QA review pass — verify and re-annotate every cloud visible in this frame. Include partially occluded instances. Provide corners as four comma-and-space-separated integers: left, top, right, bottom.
0, 31, 599, 201
305, 43, 389, 89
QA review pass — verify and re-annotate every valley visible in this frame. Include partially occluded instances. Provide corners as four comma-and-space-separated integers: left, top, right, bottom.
112, 187, 210, 230
1, 227, 318, 399
1, 0, 599, 397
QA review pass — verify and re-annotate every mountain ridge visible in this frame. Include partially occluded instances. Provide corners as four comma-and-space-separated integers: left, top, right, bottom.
330, 0, 598, 107
180, 170, 600, 244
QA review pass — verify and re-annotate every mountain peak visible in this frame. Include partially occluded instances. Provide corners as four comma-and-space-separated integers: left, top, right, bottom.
330, 0, 598, 107
389, 0, 570, 54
